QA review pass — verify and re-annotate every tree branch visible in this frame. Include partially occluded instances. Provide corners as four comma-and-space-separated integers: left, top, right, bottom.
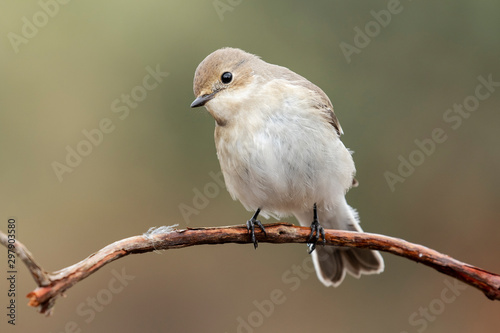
1, 223, 499, 315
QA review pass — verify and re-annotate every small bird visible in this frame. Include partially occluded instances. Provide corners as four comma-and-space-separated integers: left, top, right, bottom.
190, 47, 384, 287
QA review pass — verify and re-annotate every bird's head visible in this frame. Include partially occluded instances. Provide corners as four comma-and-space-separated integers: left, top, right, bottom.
191, 47, 260, 126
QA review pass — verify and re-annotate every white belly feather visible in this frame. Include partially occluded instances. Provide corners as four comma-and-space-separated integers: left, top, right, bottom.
215, 106, 355, 219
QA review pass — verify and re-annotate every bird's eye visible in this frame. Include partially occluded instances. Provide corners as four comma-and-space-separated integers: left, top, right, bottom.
221, 72, 233, 84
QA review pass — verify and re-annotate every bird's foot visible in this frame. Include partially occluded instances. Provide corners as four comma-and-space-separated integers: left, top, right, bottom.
246, 209, 266, 249
307, 204, 325, 254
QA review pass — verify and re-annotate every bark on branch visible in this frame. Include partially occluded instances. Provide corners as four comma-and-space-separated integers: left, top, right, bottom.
0, 223, 499, 315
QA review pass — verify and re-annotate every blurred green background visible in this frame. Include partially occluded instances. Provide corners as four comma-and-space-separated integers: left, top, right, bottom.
1, 1, 499, 332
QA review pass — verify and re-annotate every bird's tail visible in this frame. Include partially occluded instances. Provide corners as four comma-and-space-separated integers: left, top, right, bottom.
294, 199, 384, 287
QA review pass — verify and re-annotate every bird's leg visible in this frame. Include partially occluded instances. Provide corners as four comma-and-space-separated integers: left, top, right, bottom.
246, 208, 266, 249
307, 203, 326, 254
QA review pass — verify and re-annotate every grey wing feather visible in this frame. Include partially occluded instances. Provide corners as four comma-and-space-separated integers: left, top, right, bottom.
297, 78, 343, 136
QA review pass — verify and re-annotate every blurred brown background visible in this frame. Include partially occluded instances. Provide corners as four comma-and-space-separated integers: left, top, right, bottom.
1, 1, 499, 332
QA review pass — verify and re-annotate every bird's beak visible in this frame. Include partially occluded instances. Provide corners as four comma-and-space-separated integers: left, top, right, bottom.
190, 92, 216, 108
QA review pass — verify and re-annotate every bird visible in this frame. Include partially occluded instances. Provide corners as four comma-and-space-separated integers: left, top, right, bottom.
190, 47, 384, 287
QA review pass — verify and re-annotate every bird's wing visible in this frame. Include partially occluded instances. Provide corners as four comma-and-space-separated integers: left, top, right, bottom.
316, 99, 343, 136
308, 86, 343, 136
295, 77, 343, 136
266, 63, 343, 136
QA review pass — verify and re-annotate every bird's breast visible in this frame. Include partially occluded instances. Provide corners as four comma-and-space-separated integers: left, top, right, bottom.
213, 108, 354, 217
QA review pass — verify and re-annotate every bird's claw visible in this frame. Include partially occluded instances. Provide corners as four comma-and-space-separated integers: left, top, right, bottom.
246, 218, 266, 249
307, 219, 325, 254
